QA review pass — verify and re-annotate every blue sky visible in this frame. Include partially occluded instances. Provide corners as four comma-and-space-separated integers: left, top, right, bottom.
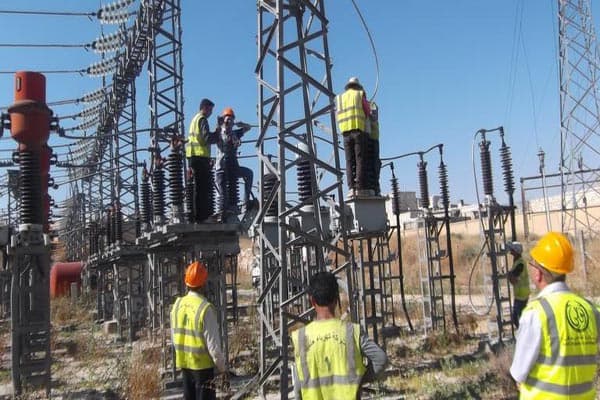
0, 1, 592, 206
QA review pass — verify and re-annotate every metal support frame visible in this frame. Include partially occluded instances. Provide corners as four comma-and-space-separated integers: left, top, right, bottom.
147, 0, 186, 225
9, 226, 52, 396
418, 211, 458, 333
350, 231, 400, 344
254, 1, 352, 398
558, 0, 600, 235
138, 225, 239, 384
482, 201, 514, 344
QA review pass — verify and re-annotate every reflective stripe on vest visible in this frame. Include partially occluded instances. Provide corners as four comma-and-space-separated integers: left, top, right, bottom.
336, 89, 366, 134
519, 293, 599, 400
171, 293, 214, 370
292, 320, 366, 400
513, 257, 530, 300
186, 113, 210, 158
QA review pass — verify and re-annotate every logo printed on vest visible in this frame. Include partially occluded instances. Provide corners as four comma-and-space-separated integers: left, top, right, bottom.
566, 300, 590, 331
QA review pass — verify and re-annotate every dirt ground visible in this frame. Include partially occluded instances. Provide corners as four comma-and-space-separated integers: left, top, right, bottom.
0, 295, 522, 400
1, 233, 599, 399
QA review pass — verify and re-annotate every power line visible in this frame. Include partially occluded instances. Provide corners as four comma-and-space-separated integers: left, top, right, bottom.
0, 69, 84, 75
0, 43, 88, 49
0, 9, 96, 17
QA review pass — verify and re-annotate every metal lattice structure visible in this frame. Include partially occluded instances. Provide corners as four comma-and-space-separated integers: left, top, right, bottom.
254, 1, 354, 397
558, 0, 600, 235
474, 128, 517, 344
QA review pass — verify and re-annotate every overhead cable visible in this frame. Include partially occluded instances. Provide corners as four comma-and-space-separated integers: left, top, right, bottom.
0, 9, 96, 17
349, 0, 380, 100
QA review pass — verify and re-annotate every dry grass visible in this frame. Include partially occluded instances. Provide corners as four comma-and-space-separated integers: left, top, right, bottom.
51, 293, 94, 326
228, 311, 259, 375
124, 346, 161, 400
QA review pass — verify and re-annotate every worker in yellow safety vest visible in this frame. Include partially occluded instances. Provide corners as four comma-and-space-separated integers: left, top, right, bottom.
510, 232, 600, 400
186, 98, 220, 223
336, 77, 372, 197
506, 241, 530, 328
291, 271, 387, 400
171, 261, 227, 400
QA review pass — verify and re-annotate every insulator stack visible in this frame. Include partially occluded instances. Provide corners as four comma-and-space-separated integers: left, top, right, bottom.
18, 151, 43, 224
297, 157, 312, 203
225, 157, 239, 211
391, 176, 401, 216
152, 165, 166, 221
365, 138, 376, 192
106, 208, 113, 244
140, 170, 152, 225
114, 203, 123, 243
418, 160, 430, 209
167, 147, 184, 207
479, 139, 493, 196
439, 161, 450, 210
185, 170, 194, 223
500, 142, 515, 195
88, 222, 97, 255
93, 222, 100, 254
207, 167, 215, 217
263, 171, 278, 218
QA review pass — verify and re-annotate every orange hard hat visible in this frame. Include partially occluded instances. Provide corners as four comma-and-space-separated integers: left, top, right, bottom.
222, 107, 235, 118
530, 232, 574, 275
185, 261, 208, 288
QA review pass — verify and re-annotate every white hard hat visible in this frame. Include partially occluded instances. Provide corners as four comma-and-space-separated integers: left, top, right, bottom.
506, 241, 523, 254
345, 76, 362, 89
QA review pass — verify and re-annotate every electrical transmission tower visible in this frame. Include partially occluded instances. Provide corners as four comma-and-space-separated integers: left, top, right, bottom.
254, 1, 353, 398
558, 0, 600, 235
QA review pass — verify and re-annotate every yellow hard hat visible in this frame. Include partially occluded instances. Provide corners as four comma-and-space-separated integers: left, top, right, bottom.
529, 232, 574, 274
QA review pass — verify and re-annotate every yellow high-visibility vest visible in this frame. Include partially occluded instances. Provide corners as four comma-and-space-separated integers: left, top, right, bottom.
170, 293, 215, 370
513, 257, 530, 300
186, 112, 210, 158
292, 319, 366, 400
519, 292, 599, 400
336, 89, 367, 134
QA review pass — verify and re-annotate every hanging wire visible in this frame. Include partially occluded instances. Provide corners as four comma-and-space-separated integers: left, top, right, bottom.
0, 69, 84, 75
0, 9, 96, 17
349, 0, 380, 100
0, 43, 88, 48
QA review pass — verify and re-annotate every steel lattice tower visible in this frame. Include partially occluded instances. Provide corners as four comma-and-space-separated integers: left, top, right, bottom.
255, 1, 353, 397
558, 0, 600, 235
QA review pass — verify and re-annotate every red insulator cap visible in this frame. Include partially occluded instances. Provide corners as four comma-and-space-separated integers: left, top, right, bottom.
14, 71, 46, 102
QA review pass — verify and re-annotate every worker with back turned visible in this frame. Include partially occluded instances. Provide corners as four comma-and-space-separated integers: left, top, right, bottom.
510, 232, 600, 399
171, 261, 227, 400
336, 77, 372, 197
291, 271, 387, 399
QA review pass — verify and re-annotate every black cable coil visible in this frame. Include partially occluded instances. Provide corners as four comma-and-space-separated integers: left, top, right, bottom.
18, 150, 43, 225
297, 156, 312, 203
418, 160, 430, 209
391, 176, 401, 216
439, 161, 450, 210
185, 173, 194, 223
106, 208, 113, 245
140, 173, 152, 225
152, 165, 166, 220
115, 203, 123, 243
263, 171, 278, 218
500, 143, 515, 195
167, 148, 184, 207
479, 140, 494, 196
